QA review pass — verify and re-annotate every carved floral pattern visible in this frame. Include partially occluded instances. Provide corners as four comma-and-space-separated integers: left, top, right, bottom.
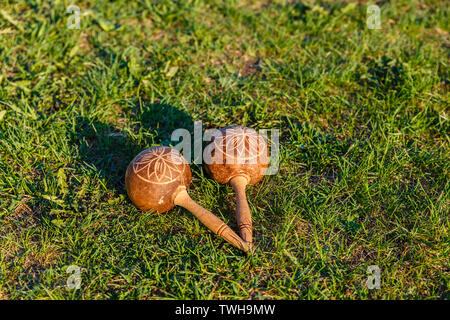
132, 147, 186, 184
213, 126, 268, 163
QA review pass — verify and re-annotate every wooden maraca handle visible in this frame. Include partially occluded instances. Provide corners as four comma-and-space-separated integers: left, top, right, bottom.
229, 176, 252, 246
173, 189, 249, 253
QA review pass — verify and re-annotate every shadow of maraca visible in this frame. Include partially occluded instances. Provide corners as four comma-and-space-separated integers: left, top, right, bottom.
69, 101, 194, 195
137, 101, 194, 146
70, 117, 137, 195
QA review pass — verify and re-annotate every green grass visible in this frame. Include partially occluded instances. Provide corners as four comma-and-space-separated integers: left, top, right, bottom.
0, 0, 449, 299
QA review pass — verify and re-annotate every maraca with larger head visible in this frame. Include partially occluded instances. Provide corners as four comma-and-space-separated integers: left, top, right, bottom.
204, 126, 269, 248
125, 146, 249, 252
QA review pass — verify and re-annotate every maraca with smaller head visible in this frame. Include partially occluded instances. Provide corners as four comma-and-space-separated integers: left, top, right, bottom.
204, 126, 269, 248
125, 146, 249, 253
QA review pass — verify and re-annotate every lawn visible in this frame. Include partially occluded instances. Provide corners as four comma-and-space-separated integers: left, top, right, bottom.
0, 0, 448, 299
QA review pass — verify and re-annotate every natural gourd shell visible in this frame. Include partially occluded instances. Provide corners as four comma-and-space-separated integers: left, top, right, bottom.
125, 146, 191, 213
204, 126, 269, 185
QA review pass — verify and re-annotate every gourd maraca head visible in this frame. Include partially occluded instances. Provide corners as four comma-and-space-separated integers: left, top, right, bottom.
204, 126, 269, 185
125, 146, 191, 213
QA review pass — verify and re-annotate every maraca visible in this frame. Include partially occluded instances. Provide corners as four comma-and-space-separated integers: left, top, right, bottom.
125, 146, 249, 252
204, 126, 269, 247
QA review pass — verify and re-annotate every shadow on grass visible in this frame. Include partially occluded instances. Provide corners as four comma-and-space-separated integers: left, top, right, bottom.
69, 101, 193, 195
355, 55, 406, 94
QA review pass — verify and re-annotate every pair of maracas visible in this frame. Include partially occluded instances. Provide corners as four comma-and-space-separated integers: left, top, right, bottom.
125, 126, 269, 253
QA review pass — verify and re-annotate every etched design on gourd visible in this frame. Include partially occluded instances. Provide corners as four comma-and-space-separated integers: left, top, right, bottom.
212, 126, 267, 163
132, 147, 186, 184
